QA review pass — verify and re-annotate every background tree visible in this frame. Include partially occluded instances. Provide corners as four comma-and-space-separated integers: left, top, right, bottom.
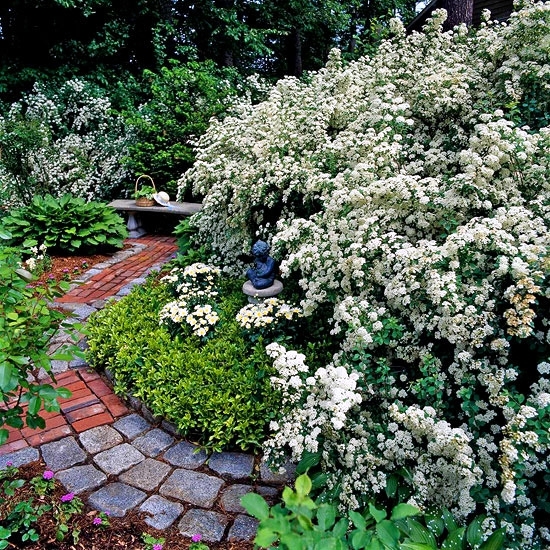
442, 0, 474, 30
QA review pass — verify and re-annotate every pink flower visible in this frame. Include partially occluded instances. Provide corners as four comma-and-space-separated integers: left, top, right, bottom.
93, 517, 102, 525
5, 461, 13, 467
43, 470, 54, 480
60, 492, 75, 502
152, 544, 163, 550
191, 534, 202, 542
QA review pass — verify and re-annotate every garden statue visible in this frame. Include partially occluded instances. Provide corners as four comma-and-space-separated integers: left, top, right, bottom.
246, 240, 277, 289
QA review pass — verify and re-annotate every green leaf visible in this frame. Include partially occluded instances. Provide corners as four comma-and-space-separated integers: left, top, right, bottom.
466, 516, 484, 546
55, 387, 72, 399
441, 527, 465, 550
368, 503, 387, 523
407, 519, 437, 548
391, 503, 421, 520
0, 363, 14, 392
332, 518, 349, 539
479, 529, 506, 550
297, 450, 322, 474
349, 510, 367, 530
295, 473, 312, 498
317, 504, 337, 531
241, 492, 270, 520
385, 474, 398, 498
28, 395, 42, 416
0, 429, 8, 446
401, 544, 437, 550
352, 530, 372, 550
376, 519, 400, 547
280, 532, 306, 550
254, 527, 278, 548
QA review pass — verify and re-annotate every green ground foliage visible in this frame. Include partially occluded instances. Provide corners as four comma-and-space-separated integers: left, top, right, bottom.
1, 194, 127, 254
86, 277, 280, 451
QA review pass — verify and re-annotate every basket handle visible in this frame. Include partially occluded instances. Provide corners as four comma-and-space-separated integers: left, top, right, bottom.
135, 174, 157, 194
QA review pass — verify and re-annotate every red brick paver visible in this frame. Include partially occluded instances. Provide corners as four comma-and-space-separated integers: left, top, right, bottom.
0, 235, 177, 454
56, 236, 177, 303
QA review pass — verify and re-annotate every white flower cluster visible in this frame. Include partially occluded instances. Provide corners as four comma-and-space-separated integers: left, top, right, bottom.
236, 298, 301, 330
23, 243, 47, 272
0, 79, 133, 202
178, 3, 550, 546
159, 263, 221, 338
160, 300, 219, 338
265, 342, 361, 465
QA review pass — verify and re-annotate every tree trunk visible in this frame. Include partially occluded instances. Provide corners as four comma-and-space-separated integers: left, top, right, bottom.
289, 27, 302, 78
442, 0, 474, 30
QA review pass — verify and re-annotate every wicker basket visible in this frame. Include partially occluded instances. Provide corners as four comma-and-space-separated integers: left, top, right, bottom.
135, 175, 156, 207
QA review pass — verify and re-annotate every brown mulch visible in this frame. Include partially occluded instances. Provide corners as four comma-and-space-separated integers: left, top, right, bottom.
2, 461, 254, 550
33, 245, 134, 287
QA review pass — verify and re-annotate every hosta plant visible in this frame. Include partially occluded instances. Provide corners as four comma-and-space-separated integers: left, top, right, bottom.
1, 193, 127, 254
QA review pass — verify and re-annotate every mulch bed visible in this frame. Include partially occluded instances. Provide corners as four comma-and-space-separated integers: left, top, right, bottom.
2, 461, 254, 550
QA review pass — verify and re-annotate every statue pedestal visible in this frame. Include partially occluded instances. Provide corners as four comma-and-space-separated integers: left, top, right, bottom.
242, 280, 284, 304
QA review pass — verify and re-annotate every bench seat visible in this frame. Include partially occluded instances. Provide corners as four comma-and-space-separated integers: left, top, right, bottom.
108, 199, 202, 238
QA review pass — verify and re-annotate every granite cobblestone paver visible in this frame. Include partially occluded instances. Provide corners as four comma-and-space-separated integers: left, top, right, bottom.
0, 235, 291, 544
160, 469, 225, 508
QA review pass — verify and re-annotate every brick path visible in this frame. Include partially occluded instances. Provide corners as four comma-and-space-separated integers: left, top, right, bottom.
56, 235, 178, 304
0, 235, 290, 544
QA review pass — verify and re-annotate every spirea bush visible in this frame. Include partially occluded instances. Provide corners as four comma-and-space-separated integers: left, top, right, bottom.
178, 2, 550, 548
0, 79, 133, 205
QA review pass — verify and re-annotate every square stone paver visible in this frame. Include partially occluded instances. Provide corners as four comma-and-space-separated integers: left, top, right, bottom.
0, 448, 39, 469
79, 425, 123, 454
164, 441, 208, 469
112, 414, 151, 439
41, 437, 87, 471
56, 464, 107, 494
119, 458, 171, 491
219, 484, 253, 514
208, 451, 254, 480
88, 482, 146, 517
228, 514, 260, 542
178, 509, 228, 542
140, 495, 183, 530
160, 469, 223, 508
132, 428, 174, 457
93, 443, 144, 475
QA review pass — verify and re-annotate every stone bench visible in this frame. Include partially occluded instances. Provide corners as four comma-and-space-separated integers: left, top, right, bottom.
108, 199, 202, 238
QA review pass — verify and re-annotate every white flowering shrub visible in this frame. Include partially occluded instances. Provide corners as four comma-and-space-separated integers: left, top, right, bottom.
178, 2, 550, 547
236, 298, 302, 343
159, 263, 222, 339
0, 79, 133, 205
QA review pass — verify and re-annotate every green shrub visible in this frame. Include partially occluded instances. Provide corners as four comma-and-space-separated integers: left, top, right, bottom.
125, 60, 242, 197
0, 245, 83, 446
243, 472, 506, 550
86, 277, 279, 451
1, 194, 127, 254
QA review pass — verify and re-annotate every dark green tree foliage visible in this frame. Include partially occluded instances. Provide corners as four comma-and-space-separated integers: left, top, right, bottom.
0, 0, 172, 100
125, 60, 242, 196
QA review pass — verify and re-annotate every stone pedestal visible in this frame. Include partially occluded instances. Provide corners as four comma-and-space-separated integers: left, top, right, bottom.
242, 280, 284, 304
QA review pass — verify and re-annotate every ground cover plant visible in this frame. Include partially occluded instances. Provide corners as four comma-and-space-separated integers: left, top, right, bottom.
0, 193, 127, 254
176, 2, 550, 548
86, 265, 301, 451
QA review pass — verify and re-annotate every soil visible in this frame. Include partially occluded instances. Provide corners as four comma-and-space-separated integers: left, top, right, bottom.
33, 247, 131, 287
2, 461, 254, 550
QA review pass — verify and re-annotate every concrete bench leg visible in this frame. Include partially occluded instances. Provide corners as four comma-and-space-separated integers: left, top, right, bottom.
126, 212, 147, 238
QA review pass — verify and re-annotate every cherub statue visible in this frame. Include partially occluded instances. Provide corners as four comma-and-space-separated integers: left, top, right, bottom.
246, 240, 277, 289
